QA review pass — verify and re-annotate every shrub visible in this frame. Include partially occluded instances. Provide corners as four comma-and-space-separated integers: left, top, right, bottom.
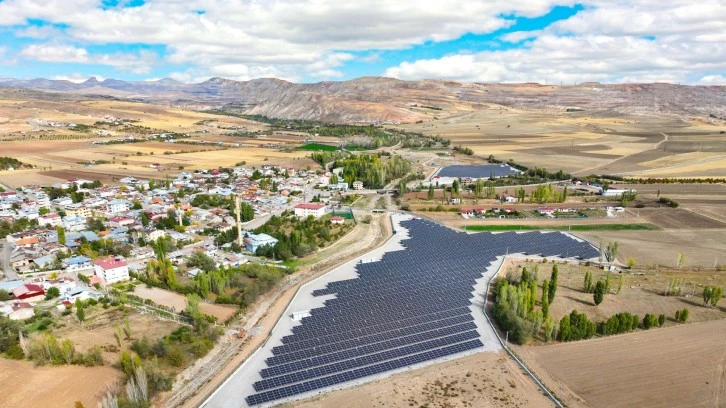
675, 308, 689, 323
642, 313, 658, 329
167, 346, 186, 367
600, 312, 639, 335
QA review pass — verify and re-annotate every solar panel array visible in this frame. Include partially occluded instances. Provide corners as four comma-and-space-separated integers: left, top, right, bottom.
437, 164, 520, 178
245, 219, 598, 406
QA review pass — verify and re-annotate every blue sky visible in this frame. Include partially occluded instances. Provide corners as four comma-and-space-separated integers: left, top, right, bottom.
0, 1, 723, 84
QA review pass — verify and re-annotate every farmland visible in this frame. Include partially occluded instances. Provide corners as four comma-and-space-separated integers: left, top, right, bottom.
400, 104, 726, 178
0, 359, 122, 408
515, 319, 726, 408
494, 257, 726, 408
0, 94, 314, 187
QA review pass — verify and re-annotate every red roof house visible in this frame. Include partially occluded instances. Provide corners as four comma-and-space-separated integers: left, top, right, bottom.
12, 284, 45, 300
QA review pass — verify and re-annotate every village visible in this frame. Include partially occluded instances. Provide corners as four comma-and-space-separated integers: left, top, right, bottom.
0, 164, 366, 320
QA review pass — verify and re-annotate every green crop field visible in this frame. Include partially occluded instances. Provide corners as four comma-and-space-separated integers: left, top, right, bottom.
297, 143, 339, 151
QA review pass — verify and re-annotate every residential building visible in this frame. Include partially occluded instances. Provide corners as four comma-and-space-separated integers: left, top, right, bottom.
537, 207, 556, 216
0, 302, 34, 320
38, 213, 63, 227
107, 199, 130, 214
93, 257, 130, 284
65, 203, 93, 218
63, 255, 93, 270
243, 232, 279, 253
62, 215, 88, 232
12, 284, 45, 300
43, 277, 76, 294
294, 203, 326, 218
330, 216, 345, 224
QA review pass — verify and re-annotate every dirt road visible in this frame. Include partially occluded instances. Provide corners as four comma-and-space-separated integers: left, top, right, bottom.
163, 212, 392, 408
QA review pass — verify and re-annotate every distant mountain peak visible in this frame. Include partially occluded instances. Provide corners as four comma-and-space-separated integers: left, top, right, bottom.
84, 76, 100, 84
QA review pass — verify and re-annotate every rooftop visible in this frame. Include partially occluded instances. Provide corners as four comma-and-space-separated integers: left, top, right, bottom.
94, 257, 128, 270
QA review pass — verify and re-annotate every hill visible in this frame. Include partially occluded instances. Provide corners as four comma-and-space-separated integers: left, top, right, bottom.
1, 76, 724, 124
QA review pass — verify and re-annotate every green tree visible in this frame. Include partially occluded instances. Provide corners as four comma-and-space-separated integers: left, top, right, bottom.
56, 226, 66, 246
583, 271, 592, 293
547, 265, 558, 305
593, 281, 605, 305
239, 202, 255, 222
675, 308, 689, 323
187, 251, 217, 272
642, 313, 658, 329
39, 207, 50, 216
427, 184, 435, 200
710, 286, 723, 307
703, 286, 713, 305
543, 316, 556, 342
45, 286, 61, 300
604, 241, 619, 263
75, 299, 85, 323
185, 294, 207, 333
658, 314, 666, 327
0, 289, 11, 301
484, 183, 495, 199
604, 273, 612, 293
141, 212, 150, 227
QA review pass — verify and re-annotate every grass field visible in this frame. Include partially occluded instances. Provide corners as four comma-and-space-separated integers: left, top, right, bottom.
297, 142, 339, 151
464, 223, 660, 232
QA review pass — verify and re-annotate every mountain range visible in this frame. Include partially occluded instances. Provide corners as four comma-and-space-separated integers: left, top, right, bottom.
1, 76, 724, 123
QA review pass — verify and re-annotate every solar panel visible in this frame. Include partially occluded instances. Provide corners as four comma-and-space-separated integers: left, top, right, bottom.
243, 218, 598, 405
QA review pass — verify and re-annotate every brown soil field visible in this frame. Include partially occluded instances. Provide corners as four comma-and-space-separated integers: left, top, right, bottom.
685, 205, 726, 224
640, 208, 726, 229
514, 319, 726, 408
580, 229, 726, 268
402, 106, 726, 177
284, 350, 553, 408
504, 260, 726, 325
0, 359, 122, 408
132, 285, 238, 322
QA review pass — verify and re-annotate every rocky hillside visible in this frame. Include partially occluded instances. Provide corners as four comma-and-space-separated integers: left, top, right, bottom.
1, 76, 723, 123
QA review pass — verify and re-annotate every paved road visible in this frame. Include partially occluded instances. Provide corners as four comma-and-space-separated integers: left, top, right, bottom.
0, 241, 18, 280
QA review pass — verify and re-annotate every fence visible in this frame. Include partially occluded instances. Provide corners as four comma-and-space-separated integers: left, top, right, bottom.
481, 256, 565, 408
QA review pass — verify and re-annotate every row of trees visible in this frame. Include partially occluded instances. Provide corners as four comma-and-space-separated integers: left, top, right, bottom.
254, 213, 353, 261
311, 152, 412, 189
492, 266, 559, 344
530, 184, 568, 204
703, 286, 723, 307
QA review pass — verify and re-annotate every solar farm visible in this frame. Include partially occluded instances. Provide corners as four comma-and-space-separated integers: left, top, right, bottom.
435, 164, 522, 179
203, 214, 598, 407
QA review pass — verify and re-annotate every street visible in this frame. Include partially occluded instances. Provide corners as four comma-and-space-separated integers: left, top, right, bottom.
0, 241, 18, 280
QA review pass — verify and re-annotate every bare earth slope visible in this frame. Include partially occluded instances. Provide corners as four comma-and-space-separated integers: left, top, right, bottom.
2, 77, 724, 124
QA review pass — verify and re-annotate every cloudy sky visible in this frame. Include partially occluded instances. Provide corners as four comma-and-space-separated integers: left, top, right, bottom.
0, 0, 724, 84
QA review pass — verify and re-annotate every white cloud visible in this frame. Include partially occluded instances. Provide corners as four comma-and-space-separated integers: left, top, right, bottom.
15, 25, 65, 39
698, 75, 726, 85
386, 1, 726, 84
1, 1, 725, 83
19, 43, 158, 74
0, 0, 568, 80
20, 44, 90, 63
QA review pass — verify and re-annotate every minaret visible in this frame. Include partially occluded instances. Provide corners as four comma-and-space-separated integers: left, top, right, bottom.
235, 194, 243, 247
